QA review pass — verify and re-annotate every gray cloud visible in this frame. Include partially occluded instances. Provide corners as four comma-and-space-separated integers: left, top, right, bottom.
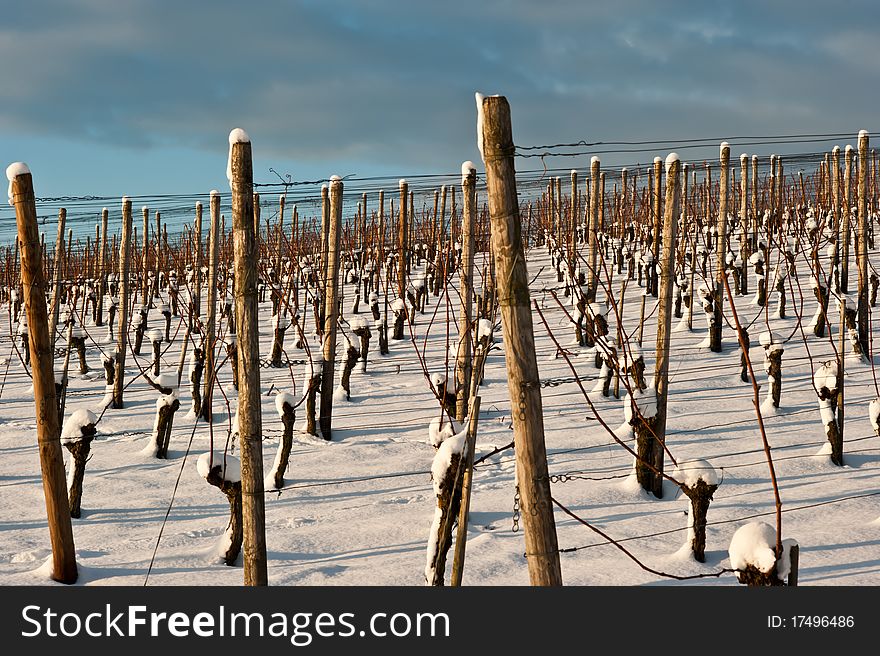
1, 0, 879, 184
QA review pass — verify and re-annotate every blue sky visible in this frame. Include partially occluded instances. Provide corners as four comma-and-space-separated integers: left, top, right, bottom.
2, 0, 878, 237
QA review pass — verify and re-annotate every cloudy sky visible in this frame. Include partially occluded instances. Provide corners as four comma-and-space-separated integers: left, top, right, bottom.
1, 0, 878, 201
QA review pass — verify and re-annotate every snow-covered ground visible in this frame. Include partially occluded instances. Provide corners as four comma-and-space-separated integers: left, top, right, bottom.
2, 244, 880, 586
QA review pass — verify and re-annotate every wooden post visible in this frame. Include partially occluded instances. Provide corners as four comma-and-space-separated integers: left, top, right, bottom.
398, 179, 408, 298
751, 156, 759, 249
832, 146, 842, 292
8, 163, 78, 583
652, 156, 663, 297
229, 129, 268, 586
276, 194, 285, 278
740, 154, 749, 295
319, 184, 330, 332
456, 163, 477, 422
141, 205, 150, 305
112, 197, 133, 409
587, 157, 600, 302
711, 143, 730, 352
200, 190, 221, 423
843, 145, 854, 294
47, 208, 66, 350
480, 95, 562, 585
450, 396, 481, 586
320, 176, 343, 441
857, 130, 870, 355
96, 207, 108, 326
652, 154, 682, 496
193, 201, 203, 325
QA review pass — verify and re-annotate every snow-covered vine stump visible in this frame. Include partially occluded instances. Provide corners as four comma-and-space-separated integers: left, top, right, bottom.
738, 327, 750, 383
132, 304, 147, 355
627, 347, 647, 391
61, 409, 97, 519
188, 346, 204, 417
391, 297, 407, 340
759, 331, 783, 411
673, 459, 719, 562
814, 361, 843, 465
268, 392, 296, 490
728, 522, 798, 587
425, 420, 467, 586
196, 452, 243, 566
838, 295, 864, 360
153, 394, 180, 460
302, 360, 322, 437
350, 317, 371, 373
750, 251, 766, 307
149, 329, 163, 377
225, 334, 238, 391
69, 326, 88, 375
161, 303, 171, 342
626, 388, 660, 496
270, 311, 290, 367
808, 276, 828, 338
339, 340, 360, 401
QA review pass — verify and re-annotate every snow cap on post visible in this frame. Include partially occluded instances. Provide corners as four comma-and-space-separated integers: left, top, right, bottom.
6, 162, 30, 206
859, 129, 869, 140
653, 156, 662, 164
226, 128, 251, 189
591, 156, 600, 166
461, 161, 476, 184
720, 141, 729, 157
665, 152, 679, 174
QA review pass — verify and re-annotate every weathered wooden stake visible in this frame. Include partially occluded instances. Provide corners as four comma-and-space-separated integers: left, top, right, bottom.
229, 129, 268, 586
456, 163, 476, 422
112, 197, 133, 409
319, 176, 343, 440
480, 95, 562, 585
47, 208, 66, 350
9, 163, 78, 583
857, 131, 870, 355
200, 190, 221, 423
710, 143, 730, 352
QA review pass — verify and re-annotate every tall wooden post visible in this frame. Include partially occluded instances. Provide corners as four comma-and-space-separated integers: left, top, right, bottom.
96, 208, 108, 326
229, 129, 268, 586
47, 208, 66, 350
751, 156, 759, 248
480, 95, 562, 585
652, 156, 663, 297
320, 184, 330, 312
832, 146, 842, 291
398, 179, 408, 298
653, 154, 682, 496
587, 157, 600, 302
456, 163, 477, 422
711, 143, 730, 352
9, 164, 78, 584
276, 194, 285, 278
857, 130, 870, 355
141, 206, 150, 305
112, 197, 133, 409
569, 170, 578, 267
320, 177, 343, 441
842, 145, 854, 294
200, 190, 221, 423
193, 201, 203, 325
740, 154, 749, 294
